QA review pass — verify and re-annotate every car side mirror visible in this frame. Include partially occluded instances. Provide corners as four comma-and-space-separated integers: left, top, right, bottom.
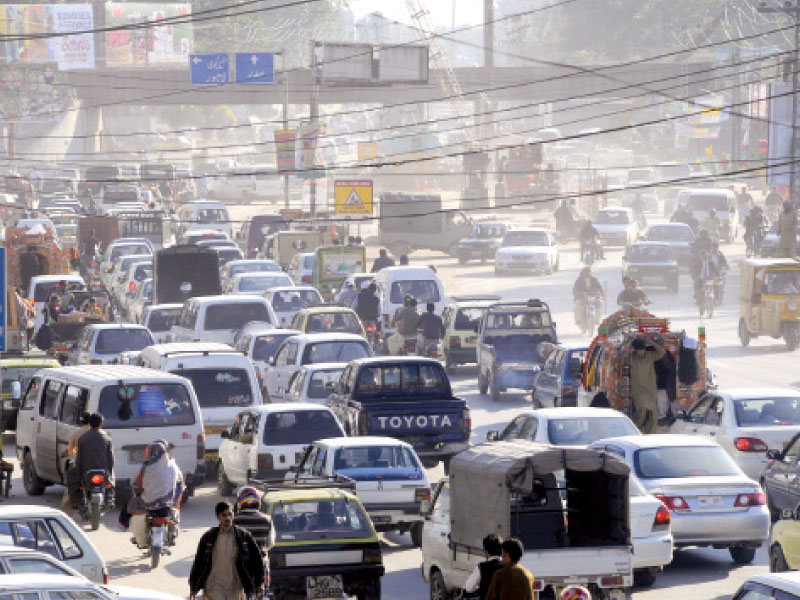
420, 498, 432, 518
10, 381, 21, 401
220, 430, 230, 439
767, 449, 781, 460
675, 408, 688, 421
486, 430, 499, 442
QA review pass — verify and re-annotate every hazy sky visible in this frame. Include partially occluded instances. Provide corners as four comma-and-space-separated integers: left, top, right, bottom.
349, 0, 483, 28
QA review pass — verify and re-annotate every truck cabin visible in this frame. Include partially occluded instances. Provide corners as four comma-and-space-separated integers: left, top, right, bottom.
482, 301, 556, 363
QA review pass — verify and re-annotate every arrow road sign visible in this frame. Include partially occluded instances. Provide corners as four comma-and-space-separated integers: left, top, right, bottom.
235, 53, 274, 84
189, 53, 230, 85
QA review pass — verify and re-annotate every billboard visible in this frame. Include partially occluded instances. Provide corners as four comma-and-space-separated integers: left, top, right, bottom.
105, 2, 191, 66
0, 63, 70, 122
0, 4, 94, 70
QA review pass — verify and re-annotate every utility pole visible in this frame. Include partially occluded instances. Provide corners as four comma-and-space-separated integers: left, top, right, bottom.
760, 1, 800, 202
309, 41, 319, 218
732, 46, 742, 172
280, 49, 290, 210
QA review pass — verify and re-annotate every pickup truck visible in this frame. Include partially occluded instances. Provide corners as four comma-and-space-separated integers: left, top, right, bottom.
326, 357, 470, 472
477, 299, 557, 402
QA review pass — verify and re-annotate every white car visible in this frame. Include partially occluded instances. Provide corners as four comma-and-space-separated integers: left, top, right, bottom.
66, 324, 154, 365
284, 363, 346, 403
671, 389, 800, 480
486, 407, 641, 446
232, 327, 301, 386
126, 278, 153, 325
593, 206, 640, 248
287, 252, 315, 285
220, 259, 282, 290
628, 475, 674, 587
105, 254, 151, 296
211, 245, 244, 267
589, 434, 770, 565
0, 573, 185, 600
732, 572, 800, 599
116, 260, 152, 316
217, 403, 345, 491
139, 303, 183, 343
228, 272, 293, 295
494, 228, 559, 275
292, 436, 431, 546
264, 333, 373, 402
264, 286, 324, 327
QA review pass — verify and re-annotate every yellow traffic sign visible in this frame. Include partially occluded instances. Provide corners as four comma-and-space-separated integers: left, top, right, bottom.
357, 141, 377, 160
334, 180, 373, 215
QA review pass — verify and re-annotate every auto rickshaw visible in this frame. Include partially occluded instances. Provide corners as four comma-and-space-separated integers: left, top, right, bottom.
739, 258, 800, 351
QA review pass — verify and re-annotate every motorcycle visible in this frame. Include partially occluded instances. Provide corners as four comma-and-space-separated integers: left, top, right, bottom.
401, 336, 417, 356
418, 335, 442, 359
79, 469, 114, 531
697, 279, 719, 318
580, 239, 602, 266
581, 293, 604, 335
140, 507, 180, 569
363, 321, 384, 355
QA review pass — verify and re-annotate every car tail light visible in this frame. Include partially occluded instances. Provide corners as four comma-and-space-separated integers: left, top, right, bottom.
258, 453, 274, 473
128, 281, 136, 293
102, 568, 109, 585
363, 548, 382, 564
365, 323, 376, 333
90, 359, 102, 365
415, 488, 431, 501
735, 492, 766, 507
358, 412, 368, 435
735, 437, 769, 452
449, 336, 461, 348
561, 384, 577, 402
90, 474, 105, 485
302, 275, 312, 283
600, 576, 625, 587
463, 408, 472, 440
532, 580, 544, 592
653, 505, 671, 530
196, 433, 206, 460
153, 516, 169, 525
657, 495, 690, 511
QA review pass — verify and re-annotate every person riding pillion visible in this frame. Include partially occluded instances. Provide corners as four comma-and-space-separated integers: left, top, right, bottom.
233, 487, 275, 556
416, 302, 445, 346
388, 296, 421, 355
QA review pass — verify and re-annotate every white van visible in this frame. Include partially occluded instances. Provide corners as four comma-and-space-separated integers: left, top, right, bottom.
176, 200, 233, 239
684, 188, 739, 242
169, 295, 277, 345
374, 266, 446, 332
15, 365, 206, 497
138, 343, 263, 463
27, 274, 86, 331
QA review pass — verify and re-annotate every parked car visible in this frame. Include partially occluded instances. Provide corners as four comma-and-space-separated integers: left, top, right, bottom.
284, 363, 346, 404
494, 228, 559, 275
640, 223, 695, 267
593, 206, 640, 248
65, 324, 154, 366
731, 571, 800, 599
589, 434, 770, 564
531, 344, 588, 408
292, 437, 430, 546
217, 403, 345, 490
264, 286, 323, 327
672, 389, 800, 483
622, 242, 680, 293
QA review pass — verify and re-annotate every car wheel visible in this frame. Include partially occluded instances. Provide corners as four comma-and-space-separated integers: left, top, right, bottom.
786, 326, 799, 352
478, 372, 488, 395
739, 319, 751, 347
729, 545, 757, 564
489, 374, 500, 402
410, 521, 423, 547
217, 463, 235, 497
22, 451, 45, 496
633, 567, 658, 587
771, 544, 790, 572
430, 569, 447, 600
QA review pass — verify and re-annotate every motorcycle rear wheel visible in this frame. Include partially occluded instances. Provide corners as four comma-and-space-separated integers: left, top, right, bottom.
151, 545, 161, 569
90, 497, 101, 531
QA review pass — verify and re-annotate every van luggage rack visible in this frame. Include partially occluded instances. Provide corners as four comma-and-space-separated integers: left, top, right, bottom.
250, 475, 356, 493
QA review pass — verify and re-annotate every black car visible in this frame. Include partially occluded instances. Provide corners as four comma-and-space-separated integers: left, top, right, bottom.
622, 242, 680, 293
763, 432, 800, 521
640, 223, 695, 268
455, 222, 509, 264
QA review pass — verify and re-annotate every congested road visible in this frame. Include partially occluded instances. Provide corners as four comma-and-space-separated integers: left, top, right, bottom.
2, 206, 797, 600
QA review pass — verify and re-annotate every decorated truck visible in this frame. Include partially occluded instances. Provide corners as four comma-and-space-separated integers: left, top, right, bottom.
5, 226, 67, 291
313, 245, 366, 302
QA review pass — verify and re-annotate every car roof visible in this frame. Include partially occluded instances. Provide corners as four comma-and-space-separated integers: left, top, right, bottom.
0, 505, 75, 518
505, 227, 549, 233
234, 272, 289, 280
297, 362, 347, 372
0, 574, 103, 591
298, 306, 357, 315
146, 303, 184, 311
314, 436, 412, 449
188, 295, 269, 305
0, 358, 60, 368
375, 266, 441, 280
594, 434, 720, 448
746, 571, 800, 592
247, 403, 332, 414
527, 407, 636, 420
348, 356, 443, 367
264, 487, 359, 504
249, 328, 300, 337
291, 333, 367, 343
226, 259, 278, 268
716, 388, 800, 400
267, 286, 319, 294
141, 342, 237, 356
629, 241, 671, 248
30, 275, 85, 284
84, 323, 150, 332
647, 222, 692, 229
32, 365, 192, 384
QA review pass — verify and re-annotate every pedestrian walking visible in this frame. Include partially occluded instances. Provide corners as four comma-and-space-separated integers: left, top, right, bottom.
778, 200, 798, 259
630, 335, 666, 434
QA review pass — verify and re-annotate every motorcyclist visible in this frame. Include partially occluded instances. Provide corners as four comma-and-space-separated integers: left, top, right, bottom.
736, 186, 753, 210
691, 228, 713, 255
579, 220, 603, 262
334, 282, 357, 307
671, 204, 698, 233
616, 278, 649, 307
691, 250, 721, 304
704, 209, 721, 240
709, 241, 729, 272
416, 302, 445, 350
766, 186, 784, 217
554, 201, 574, 237
120, 440, 183, 548
71, 413, 114, 511
744, 205, 766, 256
352, 282, 380, 324
370, 248, 395, 273
388, 297, 421, 355
573, 266, 605, 326
233, 486, 275, 557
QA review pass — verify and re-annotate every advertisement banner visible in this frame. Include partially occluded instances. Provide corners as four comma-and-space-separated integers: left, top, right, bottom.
274, 128, 296, 172
296, 120, 325, 178
50, 5, 94, 69
0, 63, 69, 122
104, 2, 191, 66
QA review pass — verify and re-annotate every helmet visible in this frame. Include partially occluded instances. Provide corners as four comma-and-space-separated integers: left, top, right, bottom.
145, 441, 167, 463
236, 486, 261, 511
561, 585, 591, 600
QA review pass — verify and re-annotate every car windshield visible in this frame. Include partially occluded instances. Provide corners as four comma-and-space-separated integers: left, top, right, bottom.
355, 364, 449, 396
216, 248, 244, 265
304, 341, 370, 364
389, 280, 440, 304
634, 446, 741, 479
238, 275, 291, 292
473, 224, 505, 239
305, 312, 362, 335
32, 281, 85, 303
119, 256, 150, 272
172, 368, 253, 408
547, 417, 637, 446
263, 410, 343, 445
734, 397, 800, 426
646, 226, 693, 242
271, 498, 372, 542
231, 262, 281, 277
271, 290, 322, 311
197, 208, 228, 222
205, 303, 270, 330
763, 270, 800, 295
306, 369, 344, 399
97, 383, 195, 428
628, 245, 673, 262
252, 333, 295, 361
596, 211, 630, 225
95, 329, 153, 353
0, 366, 41, 395
333, 445, 422, 476
133, 265, 153, 281
502, 231, 548, 247
110, 245, 150, 262
485, 310, 551, 329
687, 194, 729, 212
146, 308, 181, 332
453, 307, 485, 331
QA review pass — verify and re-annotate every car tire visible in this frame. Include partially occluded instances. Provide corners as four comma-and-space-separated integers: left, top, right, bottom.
633, 567, 658, 587
786, 326, 799, 352
217, 463, 235, 497
739, 319, 751, 347
357, 579, 381, 600
489, 374, 500, 402
478, 372, 488, 395
771, 544, 790, 572
410, 521, 423, 547
430, 569, 447, 600
22, 451, 45, 496
729, 545, 757, 564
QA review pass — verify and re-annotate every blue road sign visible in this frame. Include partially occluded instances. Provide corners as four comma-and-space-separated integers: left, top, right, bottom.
235, 53, 274, 84
189, 53, 230, 85
0, 247, 6, 352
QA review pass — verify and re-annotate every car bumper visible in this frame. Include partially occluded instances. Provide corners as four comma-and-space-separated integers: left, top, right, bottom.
624, 269, 678, 287
496, 260, 550, 272
671, 508, 770, 545
271, 564, 384, 599
599, 233, 629, 247
445, 347, 477, 363
364, 502, 423, 528
413, 441, 470, 459
632, 532, 673, 569
496, 369, 536, 390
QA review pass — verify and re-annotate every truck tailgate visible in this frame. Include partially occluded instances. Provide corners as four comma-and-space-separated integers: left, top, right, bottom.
365, 400, 467, 438
521, 545, 632, 581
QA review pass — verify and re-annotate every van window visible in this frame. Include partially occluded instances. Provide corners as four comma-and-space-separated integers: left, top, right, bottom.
205, 303, 269, 330
172, 368, 254, 408
20, 376, 41, 410
97, 383, 195, 429
40, 381, 63, 419
146, 307, 182, 333
303, 341, 370, 364
59, 386, 88, 425
263, 410, 343, 445
94, 329, 153, 354
389, 280, 440, 304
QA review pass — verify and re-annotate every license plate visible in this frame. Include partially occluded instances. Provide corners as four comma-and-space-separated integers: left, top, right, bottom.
698, 496, 723, 507
128, 449, 146, 463
306, 575, 344, 599
204, 450, 218, 461
371, 515, 391, 524
152, 528, 164, 548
